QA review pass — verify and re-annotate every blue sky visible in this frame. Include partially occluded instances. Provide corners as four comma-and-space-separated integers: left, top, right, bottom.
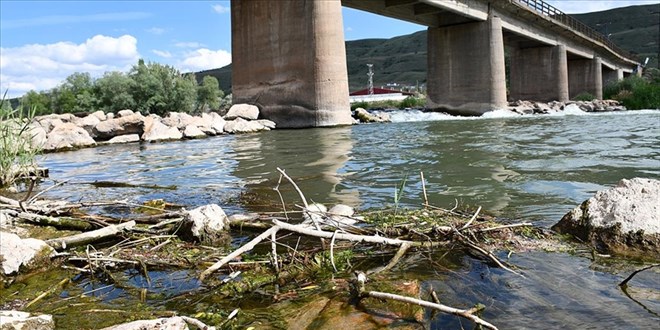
1, 0, 657, 98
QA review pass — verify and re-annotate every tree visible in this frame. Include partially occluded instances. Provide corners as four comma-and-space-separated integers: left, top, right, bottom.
129, 59, 198, 115
95, 71, 136, 112
51, 72, 97, 113
20, 90, 51, 115
196, 75, 223, 112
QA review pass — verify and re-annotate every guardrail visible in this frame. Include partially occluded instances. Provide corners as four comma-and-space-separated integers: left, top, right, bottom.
514, 0, 637, 61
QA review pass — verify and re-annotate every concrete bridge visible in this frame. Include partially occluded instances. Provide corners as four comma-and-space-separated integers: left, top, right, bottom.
230, 0, 640, 127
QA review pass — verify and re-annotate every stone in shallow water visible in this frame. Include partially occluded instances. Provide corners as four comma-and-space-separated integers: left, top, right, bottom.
0, 310, 55, 330
552, 177, 660, 257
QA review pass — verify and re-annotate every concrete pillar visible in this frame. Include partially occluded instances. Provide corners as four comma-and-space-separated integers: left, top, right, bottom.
568, 57, 603, 100
509, 45, 569, 102
230, 0, 352, 128
602, 67, 624, 87
427, 16, 507, 115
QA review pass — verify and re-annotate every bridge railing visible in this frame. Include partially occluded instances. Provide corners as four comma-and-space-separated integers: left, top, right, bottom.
514, 0, 636, 61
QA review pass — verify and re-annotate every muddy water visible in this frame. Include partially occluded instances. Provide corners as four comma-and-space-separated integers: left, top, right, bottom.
10, 109, 660, 328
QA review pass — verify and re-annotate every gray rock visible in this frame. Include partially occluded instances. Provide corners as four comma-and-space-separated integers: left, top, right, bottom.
0, 310, 55, 330
0, 232, 54, 275
73, 113, 102, 137
106, 112, 115, 120
27, 122, 48, 149
328, 204, 358, 226
183, 124, 207, 139
225, 104, 259, 120
353, 108, 391, 123
90, 110, 107, 121
106, 134, 140, 144
256, 119, 276, 130
93, 113, 145, 140
141, 116, 182, 142
208, 112, 226, 134
100, 316, 188, 330
163, 112, 196, 130
180, 204, 229, 244
43, 122, 96, 151
117, 109, 135, 117
303, 203, 327, 225
37, 118, 64, 134
552, 178, 660, 256
224, 118, 268, 134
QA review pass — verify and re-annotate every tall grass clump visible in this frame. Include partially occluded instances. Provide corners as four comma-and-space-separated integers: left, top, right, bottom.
0, 93, 42, 188
604, 69, 660, 110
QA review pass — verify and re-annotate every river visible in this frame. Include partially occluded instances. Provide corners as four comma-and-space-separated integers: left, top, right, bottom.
34, 108, 660, 328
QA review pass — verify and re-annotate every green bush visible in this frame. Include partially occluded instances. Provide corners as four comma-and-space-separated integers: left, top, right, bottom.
399, 96, 425, 108
604, 75, 660, 110
351, 97, 426, 110
0, 95, 41, 188
572, 92, 596, 101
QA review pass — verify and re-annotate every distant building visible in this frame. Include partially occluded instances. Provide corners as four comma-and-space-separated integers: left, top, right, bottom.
349, 87, 414, 103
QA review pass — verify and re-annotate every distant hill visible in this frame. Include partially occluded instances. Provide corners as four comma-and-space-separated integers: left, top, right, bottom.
196, 3, 659, 93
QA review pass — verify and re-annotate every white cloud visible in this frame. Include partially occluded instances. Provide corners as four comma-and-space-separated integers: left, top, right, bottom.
174, 41, 206, 48
152, 49, 172, 58
0, 35, 140, 98
212, 4, 230, 14
180, 48, 231, 72
146, 27, 165, 35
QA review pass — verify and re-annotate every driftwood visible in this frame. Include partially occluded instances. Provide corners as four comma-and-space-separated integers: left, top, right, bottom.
46, 221, 136, 250
352, 272, 498, 330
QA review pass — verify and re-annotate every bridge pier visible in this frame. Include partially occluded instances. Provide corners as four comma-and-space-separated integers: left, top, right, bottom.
509, 45, 569, 102
230, 0, 352, 128
427, 16, 507, 115
602, 67, 624, 86
568, 57, 603, 100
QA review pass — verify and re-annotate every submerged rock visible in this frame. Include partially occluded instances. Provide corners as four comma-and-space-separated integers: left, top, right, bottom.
0, 310, 55, 330
100, 316, 188, 330
552, 178, 660, 257
179, 204, 229, 244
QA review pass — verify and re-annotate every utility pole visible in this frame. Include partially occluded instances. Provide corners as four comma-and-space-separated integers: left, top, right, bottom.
367, 64, 374, 95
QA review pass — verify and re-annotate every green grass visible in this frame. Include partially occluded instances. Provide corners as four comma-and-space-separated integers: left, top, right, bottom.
0, 94, 41, 188
603, 71, 660, 109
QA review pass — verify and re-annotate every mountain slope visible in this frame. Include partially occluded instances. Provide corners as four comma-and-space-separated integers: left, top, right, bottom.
197, 3, 659, 93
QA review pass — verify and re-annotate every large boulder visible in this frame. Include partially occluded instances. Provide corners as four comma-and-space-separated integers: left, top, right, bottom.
163, 112, 196, 130
105, 134, 140, 145
0, 311, 55, 330
179, 204, 229, 244
100, 316, 188, 330
43, 122, 96, 151
142, 116, 183, 142
0, 232, 55, 276
93, 113, 145, 140
224, 118, 268, 134
73, 113, 102, 137
224, 104, 259, 120
182, 124, 206, 139
552, 178, 660, 257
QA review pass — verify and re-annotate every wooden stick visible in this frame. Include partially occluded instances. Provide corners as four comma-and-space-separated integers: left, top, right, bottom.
26, 278, 70, 309
460, 206, 481, 231
271, 229, 280, 273
353, 273, 497, 330
367, 242, 411, 275
478, 222, 533, 232
420, 172, 429, 206
330, 230, 338, 272
273, 219, 413, 246
26, 179, 70, 204
276, 167, 308, 208
46, 221, 136, 250
180, 315, 216, 330
200, 226, 280, 281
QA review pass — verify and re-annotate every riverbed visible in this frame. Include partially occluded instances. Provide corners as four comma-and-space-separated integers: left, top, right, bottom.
16, 108, 660, 328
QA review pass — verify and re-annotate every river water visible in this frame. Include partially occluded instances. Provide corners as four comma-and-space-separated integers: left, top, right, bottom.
36, 108, 660, 328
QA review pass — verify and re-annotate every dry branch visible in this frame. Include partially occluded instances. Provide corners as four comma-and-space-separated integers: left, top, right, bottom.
46, 221, 136, 250
353, 272, 498, 330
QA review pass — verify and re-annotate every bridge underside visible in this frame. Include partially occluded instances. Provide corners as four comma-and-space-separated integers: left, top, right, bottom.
231, 0, 639, 127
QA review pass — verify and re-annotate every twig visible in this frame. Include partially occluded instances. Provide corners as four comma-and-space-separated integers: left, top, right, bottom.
273, 219, 416, 247
330, 230, 338, 273
367, 242, 411, 275
46, 221, 136, 250
26, 179, 70, 204
619, 263, 660, 288
276, 167, 308, 208
274, 173, 289, 220
455, 230, 523, 277
420, 171, 429, 206
200, 226, 280, 281
26, 278, 70, 308
478, 222, 533, 232
271, 229, 280, 273
353, 273, 498, 330
460, 206, 481, 231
